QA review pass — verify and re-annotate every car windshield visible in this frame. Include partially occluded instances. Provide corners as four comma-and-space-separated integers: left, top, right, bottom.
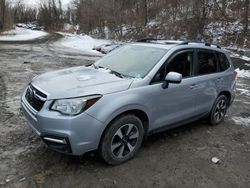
95, 44, 167, 78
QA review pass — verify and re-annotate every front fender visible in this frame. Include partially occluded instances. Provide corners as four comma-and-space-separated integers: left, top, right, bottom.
85, 90, 152, 127
103, 103, 150, 126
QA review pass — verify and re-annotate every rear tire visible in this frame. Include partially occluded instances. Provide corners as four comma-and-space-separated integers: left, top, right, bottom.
209, 95, 228, 125
100, 115, 144, 165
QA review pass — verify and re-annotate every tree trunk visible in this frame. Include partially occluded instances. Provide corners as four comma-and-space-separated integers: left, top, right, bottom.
243, 0, 249, 34
221, 0, 226, 14
0, 0, 5, 30
143, 0, 148, 26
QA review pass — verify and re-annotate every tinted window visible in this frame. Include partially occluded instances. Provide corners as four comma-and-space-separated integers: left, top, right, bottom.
165, 51, 193, 78
198, 51, 217, 75
217, 52, 230, 71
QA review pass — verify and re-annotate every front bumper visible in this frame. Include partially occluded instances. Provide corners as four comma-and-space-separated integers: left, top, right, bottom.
21, 93, 105, 155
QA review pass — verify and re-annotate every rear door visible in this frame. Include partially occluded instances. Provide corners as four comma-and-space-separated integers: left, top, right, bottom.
193, 49, 221, 114
216, 51, 233, 90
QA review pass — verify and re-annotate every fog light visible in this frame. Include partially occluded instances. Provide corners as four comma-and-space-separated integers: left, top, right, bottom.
43, 137, 67, 144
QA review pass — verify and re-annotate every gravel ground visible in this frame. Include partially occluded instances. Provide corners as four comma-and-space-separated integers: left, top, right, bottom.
0, 35, 249, 188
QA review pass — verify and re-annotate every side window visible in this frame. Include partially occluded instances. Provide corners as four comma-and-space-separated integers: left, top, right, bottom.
165, 51, 193, 78
217, 52, 230, 71
197, 51, 217, 75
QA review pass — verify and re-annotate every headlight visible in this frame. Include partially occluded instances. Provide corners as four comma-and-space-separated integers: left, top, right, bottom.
51, 95, 101, 115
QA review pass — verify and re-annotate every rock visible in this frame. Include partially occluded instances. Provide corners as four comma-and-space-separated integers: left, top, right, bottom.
19, 177, 26, 182
211, 157, 220, 164
197, 146, 207, 151
5, 178, 11, 183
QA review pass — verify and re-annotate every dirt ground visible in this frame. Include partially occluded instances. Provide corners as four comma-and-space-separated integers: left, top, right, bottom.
0, 35, 249, 188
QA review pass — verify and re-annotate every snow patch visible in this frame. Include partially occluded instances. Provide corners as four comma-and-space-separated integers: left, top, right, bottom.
0, 27, 48, 41
235, 68, 250, 78
232, 117, 250, 127
204, 21, 249, 44
241, 56, 250, 62
226, 46, 249, 52
227, 50, 250, 62
56, 32, 111, 56
237, 88, 250, 97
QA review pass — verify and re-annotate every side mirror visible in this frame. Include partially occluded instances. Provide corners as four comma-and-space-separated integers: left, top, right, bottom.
162, 72, 182, 89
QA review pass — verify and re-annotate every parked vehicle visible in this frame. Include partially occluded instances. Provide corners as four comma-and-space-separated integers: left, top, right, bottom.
31, 26, 42, 31
21, 40, 237, 165
15, 22, 43, 30
16, 23, 25, 28
93, 43, 122, 54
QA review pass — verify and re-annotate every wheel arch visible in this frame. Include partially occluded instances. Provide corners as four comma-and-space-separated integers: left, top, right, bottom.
218, 90, 231, 105
98, 109, 149, 149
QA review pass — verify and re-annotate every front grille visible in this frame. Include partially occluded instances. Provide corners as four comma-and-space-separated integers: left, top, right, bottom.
25, 84, 47, 111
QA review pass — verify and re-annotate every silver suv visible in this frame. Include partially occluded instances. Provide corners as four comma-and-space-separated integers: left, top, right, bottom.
21, 40, 237, 165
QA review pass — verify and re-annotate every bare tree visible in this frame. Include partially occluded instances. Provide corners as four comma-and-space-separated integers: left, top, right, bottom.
243, 0, 249, 34
143, 0, 148, 26
0, 0, 6, 30
1, 0, 246, 46
38, 0, 64, 31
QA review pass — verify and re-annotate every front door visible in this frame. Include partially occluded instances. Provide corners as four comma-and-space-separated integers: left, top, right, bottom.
147, 50, 198, 131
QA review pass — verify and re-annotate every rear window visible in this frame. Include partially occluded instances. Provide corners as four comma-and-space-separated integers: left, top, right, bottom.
217, 52, 230, 71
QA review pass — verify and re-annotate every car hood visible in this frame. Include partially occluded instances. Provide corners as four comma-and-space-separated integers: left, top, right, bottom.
31, 66, 133, 100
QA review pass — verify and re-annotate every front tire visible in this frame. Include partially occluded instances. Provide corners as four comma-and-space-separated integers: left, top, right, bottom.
100, 115, 144, 165
209, 95, 228, 125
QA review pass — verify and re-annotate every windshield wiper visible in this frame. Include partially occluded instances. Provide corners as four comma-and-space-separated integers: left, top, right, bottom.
110, 70, 124, 78
97, 66, 125, 78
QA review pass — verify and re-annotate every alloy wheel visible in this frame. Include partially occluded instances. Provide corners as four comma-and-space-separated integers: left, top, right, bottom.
214, 98, 227, 123
111, 124, 139, 158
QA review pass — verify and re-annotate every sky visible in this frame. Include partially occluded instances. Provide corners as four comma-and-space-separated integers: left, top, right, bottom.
9, 0, 72, 8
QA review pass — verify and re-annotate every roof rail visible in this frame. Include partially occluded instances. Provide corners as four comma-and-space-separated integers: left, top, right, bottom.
136, 38, 184, 44
178, 40, 221, 49
136, 38, 221, 49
